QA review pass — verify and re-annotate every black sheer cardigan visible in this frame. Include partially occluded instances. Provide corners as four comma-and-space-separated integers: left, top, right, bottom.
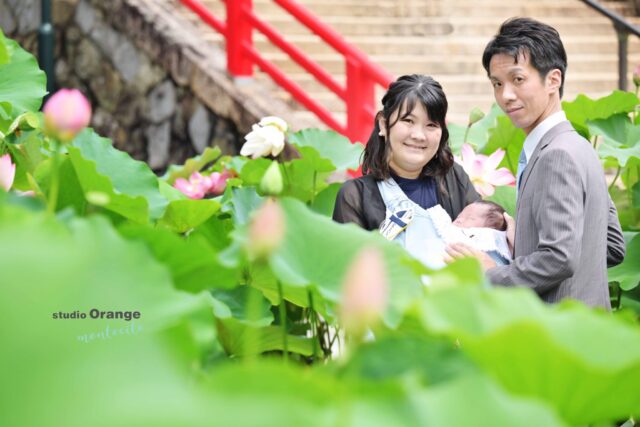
332, 163, 481, 231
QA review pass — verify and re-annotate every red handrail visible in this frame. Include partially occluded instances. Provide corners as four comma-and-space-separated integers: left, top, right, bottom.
180, 0, 394, 143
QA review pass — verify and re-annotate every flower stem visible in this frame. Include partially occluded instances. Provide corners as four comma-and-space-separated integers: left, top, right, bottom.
635, 86, 639, 122
463, 124, 471, 145
277, 280, 289, 363
281, 163, 291, 193
308, 290, 320, 360
608, 166, 621, 191
242, 268, 259, 363
47, 141, 61, 214
310, 170, 317, 205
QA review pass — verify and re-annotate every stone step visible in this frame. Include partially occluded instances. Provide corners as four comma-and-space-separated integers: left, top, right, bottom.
198, 17, 640, 40
261, 51, 640, 75
232, 34, 640, 56
266, 87, 630, 131
196, 9, 639, 37
177, 0, 640, 133
256, 69, 636, 96
261, 70, 633, 120
201, 0, 633, 18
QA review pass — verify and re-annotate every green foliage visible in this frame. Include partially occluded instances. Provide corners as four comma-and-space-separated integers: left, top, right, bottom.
608, 233, 640, 291
1, 32, 640, 427
482, 115, 526, 174
163, 146, 221, 184
157, 198, 220, 233
0, 32, 47, 119
563, 91, 640, 138
448, 103, 505, 153
418, 286, 640, 425
288, 128, 364, 170
486, 184, 516, 217
267, 197, 423, 326
69, 129, 169, 221
591, 113, 640, 167
118, 223, 240, 292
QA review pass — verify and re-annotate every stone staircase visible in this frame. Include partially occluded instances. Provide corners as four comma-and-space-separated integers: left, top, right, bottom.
171, 0, 640, 131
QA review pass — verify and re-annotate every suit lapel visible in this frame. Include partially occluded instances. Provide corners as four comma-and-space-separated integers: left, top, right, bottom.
516, 121, 573, 216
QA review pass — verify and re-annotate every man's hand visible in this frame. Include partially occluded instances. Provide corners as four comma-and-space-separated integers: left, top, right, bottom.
445, 242, 497, 271
504, 212, 515, 256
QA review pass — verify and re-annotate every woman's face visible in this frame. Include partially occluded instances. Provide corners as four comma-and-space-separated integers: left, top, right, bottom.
380, 102, 442, 179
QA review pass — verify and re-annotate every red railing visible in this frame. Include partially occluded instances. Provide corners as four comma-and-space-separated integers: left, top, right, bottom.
180, 0, 394, 143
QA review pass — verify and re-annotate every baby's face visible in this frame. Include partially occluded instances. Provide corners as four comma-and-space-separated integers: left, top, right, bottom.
453, 204, 489, 228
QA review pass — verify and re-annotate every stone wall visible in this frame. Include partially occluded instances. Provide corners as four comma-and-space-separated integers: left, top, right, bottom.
0, 0, 253, 171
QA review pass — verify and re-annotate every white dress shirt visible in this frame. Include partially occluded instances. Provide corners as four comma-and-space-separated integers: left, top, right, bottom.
521, 110, 568, 163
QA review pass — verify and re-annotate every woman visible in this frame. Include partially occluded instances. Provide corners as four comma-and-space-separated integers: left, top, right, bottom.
333, 74, 480, 267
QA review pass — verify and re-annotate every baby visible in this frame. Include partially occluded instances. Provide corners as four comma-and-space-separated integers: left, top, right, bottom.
438, 200, 512, 265
379, 200, 512, 269
453, 200, 507, 231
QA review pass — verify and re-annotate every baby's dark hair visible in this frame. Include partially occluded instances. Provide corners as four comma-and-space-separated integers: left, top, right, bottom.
475, 200, 507, 231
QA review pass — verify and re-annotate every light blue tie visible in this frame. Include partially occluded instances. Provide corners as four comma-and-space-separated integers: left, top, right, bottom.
515, 150, 527, 199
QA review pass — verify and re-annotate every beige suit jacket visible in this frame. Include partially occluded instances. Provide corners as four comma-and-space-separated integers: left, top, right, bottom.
487, 121, 625, 308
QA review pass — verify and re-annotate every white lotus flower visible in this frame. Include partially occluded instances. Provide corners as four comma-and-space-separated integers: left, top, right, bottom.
240, 117, 287, 159
259, 116, 288, 133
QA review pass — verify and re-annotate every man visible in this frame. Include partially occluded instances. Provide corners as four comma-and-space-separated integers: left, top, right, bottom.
446, 17, 625, 308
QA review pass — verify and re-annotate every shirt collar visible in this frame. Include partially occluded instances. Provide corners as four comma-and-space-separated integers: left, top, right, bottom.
521, 110, 567, 162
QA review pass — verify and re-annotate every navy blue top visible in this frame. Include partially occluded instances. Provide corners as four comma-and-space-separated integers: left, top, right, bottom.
391, 172, 439, 210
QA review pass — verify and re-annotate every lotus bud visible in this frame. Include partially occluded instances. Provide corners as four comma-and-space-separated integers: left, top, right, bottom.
468, 107, 485, 127
339, 247, 388, 338
247, 198, 286, 260
259, 161, 283, 196
0, 154, 16, 191
633, 65, 640, 88
43, 89, 92, 143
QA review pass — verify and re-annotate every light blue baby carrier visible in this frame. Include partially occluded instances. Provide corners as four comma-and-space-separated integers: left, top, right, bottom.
377, 178, 510, 269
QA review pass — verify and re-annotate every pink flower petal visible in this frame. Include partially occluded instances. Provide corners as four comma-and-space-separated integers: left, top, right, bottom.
461, 144, 475, 162
470, 158, 484, 178
0, 154, 16, 191
208, 172, 228, 195
487, 168, 516, 186
174, 178, 205, 199
460, 144, 477, 171
476, 182, 495, 197
484, 149, 505, 171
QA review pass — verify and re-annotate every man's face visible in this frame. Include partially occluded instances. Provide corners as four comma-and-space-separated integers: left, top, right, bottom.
488, 53, 560, 135
453, 204, 490, 228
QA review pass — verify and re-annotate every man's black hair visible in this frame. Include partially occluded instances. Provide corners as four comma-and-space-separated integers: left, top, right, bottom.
482, 17, 567, 98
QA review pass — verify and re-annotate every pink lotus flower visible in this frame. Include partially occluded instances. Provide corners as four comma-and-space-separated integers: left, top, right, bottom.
43, 89, 92, 142
173, 170, 231, 199
174, 172, 211, 199
457, 144, 515, 197
0, 154, 16, 191
0, 154, 34, 196
340, 247, 388, 337
247, 198, 285, 260
208, 170, 231, 196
